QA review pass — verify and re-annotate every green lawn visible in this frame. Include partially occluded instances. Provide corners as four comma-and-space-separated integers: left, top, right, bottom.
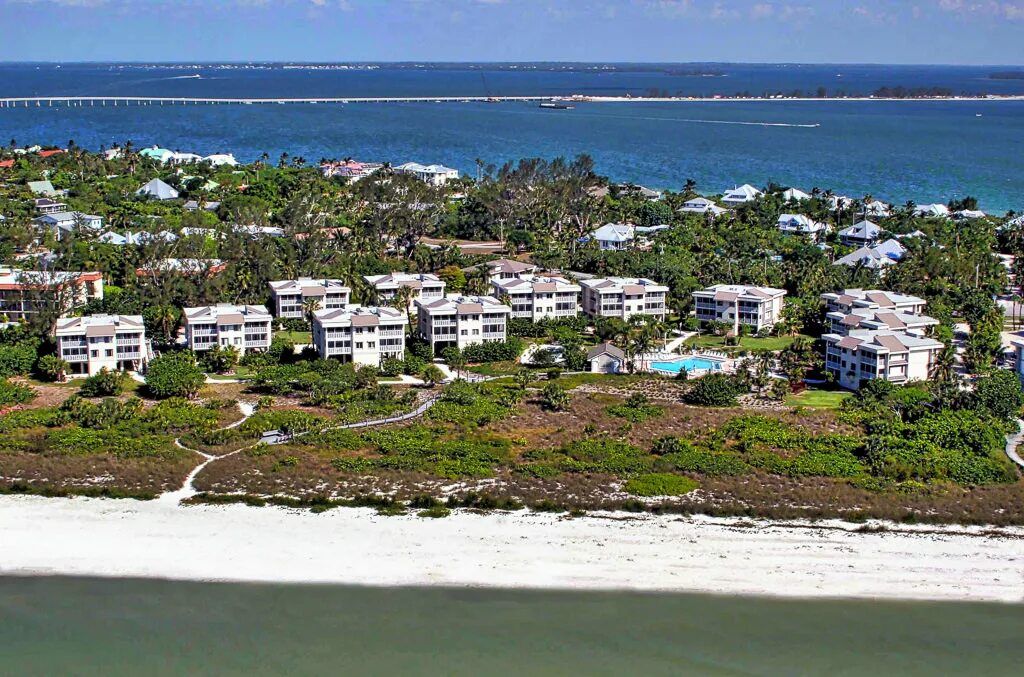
274, 330, 312, 344
686, 333, 814, 353
784, 388, 852, 409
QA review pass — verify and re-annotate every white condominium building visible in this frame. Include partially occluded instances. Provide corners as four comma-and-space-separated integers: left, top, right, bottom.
0, 266, 104, 322
183, 304, 272, 355
824, 329, 943, 391
268, 278, 352, 319
826, 307, 939, 337
820, 289, 927, 315
312, 305, 407, 367
55, 314, 149, 376
692, 284, 787, 333
364, 273, 446, 308
485, 259, 538, 283
492, 275, 580, 321
416, 294, 512, 351
580, 277, 668, 322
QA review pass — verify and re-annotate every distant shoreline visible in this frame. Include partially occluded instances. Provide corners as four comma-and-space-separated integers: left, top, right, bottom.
2, 495, 1022, 603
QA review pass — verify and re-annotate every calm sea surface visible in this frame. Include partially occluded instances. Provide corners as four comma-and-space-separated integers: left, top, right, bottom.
1, 577, 1022, 676
0, 63, 1023, 212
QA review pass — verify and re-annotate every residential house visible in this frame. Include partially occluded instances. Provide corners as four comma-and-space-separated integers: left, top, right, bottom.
485, 259, 538, 283
312, 305, 407, 367
184, 200, 221, 212
692, 284, 787, 333
720, 184, 762, 206
914, 203, 951, 218
827, 195, 853, 211
136, 178, 179, 201
268, 278, 352, 319
777, 213, 828, 240
233, 224, 285, 238
183, 304, 272, 356
364, 272, 446, 308
320, 160, 383, 181
135, 258, 227, 278
204, 153, 238, 167
823, 329, 943, 391
956, 209, 987, 220
580, 277, 669, 322
679, 197, 728, 218
33, 211, 103, 240
591, 222, 636, 251
782, 187, 811, 202
34, 198, 67, 215
865, 200, 891, 218
98, 230, 178, 246
0, 266, 104, 322
27, 180, 60, 197
395, 162, 460, 186
587, 342, 626, 374
833, 239, 906, 269
826, 307, 938, 337
416, 294, 512, 352
55, 314, 149, 376
614, 184, 663, 200
492, 275, 580, 321
838, 220, 882, 247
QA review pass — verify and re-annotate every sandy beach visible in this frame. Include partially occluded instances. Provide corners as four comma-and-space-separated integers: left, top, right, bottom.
2, 495, 1022, 602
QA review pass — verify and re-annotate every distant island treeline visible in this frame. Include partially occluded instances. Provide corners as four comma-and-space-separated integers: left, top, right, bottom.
640, 85, 959, 99
990, 71, 1024, 80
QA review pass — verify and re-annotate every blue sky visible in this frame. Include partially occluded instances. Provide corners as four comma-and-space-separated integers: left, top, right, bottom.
1, 0, 1022, 64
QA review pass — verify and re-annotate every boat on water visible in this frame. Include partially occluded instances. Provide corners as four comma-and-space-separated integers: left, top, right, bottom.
539, 102, 575, 110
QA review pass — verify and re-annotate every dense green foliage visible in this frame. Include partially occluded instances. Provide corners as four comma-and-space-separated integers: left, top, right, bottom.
0, 378, 35, 406
607, 393, 664, 422
78, 368, 128, 397
683, 373, 744, 407
624, 473, 699, 497
145, 351, 206, 399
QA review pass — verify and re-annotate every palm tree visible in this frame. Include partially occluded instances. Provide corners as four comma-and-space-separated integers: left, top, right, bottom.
394, 284, 417, 330
302, 297, 322, 324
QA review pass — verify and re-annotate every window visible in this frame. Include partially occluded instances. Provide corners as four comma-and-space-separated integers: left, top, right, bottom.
356, 342, 364, 349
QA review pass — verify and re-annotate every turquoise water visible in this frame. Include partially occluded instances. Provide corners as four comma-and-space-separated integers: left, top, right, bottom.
651, 357, 723, 373
1, 63, 1023, 212
1, 577, 1022, 676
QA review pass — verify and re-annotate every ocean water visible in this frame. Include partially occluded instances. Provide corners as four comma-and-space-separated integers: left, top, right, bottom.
0, 63, 1023, 212
1, 577, 1022, 676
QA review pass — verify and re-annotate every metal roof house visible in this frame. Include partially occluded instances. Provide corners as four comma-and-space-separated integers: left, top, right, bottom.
136, 178, 180, 201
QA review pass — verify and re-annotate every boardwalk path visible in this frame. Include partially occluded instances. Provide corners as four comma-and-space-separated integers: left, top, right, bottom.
1005, 419, 1024, 470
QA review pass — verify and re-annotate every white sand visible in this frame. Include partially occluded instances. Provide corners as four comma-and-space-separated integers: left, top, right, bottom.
2, 495, 1022, 602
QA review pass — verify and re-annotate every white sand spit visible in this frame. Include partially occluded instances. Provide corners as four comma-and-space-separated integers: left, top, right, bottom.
2, 495, 1022, 602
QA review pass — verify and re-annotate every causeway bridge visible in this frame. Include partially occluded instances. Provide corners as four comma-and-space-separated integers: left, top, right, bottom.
0, 95, 555, 108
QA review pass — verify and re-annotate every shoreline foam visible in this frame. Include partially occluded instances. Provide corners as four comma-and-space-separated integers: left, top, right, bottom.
2, 495, 1022, 602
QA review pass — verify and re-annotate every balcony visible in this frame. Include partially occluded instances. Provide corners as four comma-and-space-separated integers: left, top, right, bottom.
62, 352, 88, 362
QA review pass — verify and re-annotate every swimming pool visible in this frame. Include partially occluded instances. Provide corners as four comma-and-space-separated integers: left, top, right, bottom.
650, 357, 724, 374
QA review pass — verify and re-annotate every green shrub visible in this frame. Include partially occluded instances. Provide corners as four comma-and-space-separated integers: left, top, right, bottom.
0, 378, 35, 406
146, 351, 205, 399
607, 393, 664, 422
624, 473, 699, 497
79, 368, 128, 397
683, 373, 743, 407
418, 506, 451, 518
